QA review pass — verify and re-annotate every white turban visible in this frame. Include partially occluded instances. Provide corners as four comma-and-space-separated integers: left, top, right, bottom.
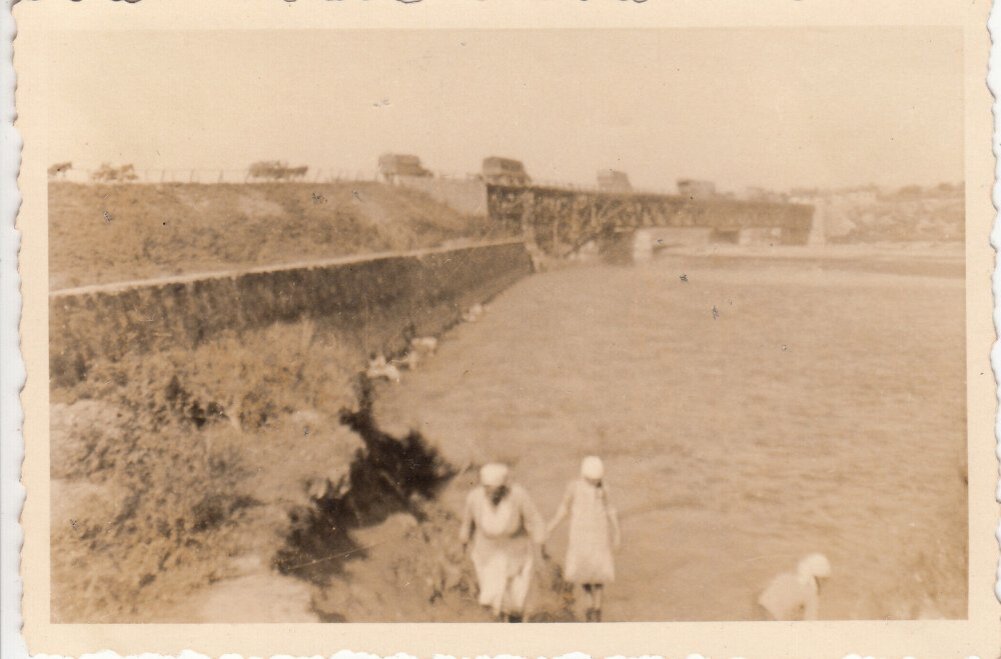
479, 463, 509, 488
797, 553, 831, 580
581, 455, 604, 480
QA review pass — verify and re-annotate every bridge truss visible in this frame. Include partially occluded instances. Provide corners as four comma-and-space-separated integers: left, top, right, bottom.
486, 184, 814, 255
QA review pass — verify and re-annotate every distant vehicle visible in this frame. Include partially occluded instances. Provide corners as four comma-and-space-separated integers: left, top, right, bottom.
482, 157, 532, 186
378, 153, 432, 182
597, 169, 632, 193
91, 163, 138, 183
677, 179, 717, 200
247, 161, 309, 181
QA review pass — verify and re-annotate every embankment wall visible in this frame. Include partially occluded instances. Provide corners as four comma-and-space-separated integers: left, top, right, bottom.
395, 176, 488, 216
50, 240, 532, 386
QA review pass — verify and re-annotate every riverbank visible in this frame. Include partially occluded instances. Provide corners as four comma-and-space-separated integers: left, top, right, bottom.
49, 240, 534, 622
50, 243, 967, 622
662, 241, 964, 278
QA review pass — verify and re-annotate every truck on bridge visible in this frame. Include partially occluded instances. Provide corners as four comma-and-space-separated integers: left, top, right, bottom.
597, 169, 633, 193
677, 179, 717, 200
482, 157, 532, 186
378, 153, 432, 183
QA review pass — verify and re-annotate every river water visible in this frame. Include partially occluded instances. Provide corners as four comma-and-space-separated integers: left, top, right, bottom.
376, 248, 967, 621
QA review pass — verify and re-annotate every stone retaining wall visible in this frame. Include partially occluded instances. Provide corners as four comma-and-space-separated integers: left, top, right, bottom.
50, 241, 533, 385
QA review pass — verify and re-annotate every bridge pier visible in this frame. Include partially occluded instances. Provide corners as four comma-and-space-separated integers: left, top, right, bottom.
597, 231, 632, 264
633, 229, 653, 262
597, 229, 653, 265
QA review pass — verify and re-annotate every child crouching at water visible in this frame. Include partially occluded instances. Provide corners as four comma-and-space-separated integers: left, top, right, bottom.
757, 553, 831, 620
546, 456, 621, 622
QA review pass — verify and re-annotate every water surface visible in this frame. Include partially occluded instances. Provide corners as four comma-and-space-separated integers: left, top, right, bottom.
377, 251, 967, 621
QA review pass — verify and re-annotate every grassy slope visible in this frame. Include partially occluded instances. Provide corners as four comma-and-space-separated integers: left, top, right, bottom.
49, 181, 499, 289
46, 182, 506, 621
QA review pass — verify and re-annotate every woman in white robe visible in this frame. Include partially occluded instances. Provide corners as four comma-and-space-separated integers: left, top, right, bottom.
459, 463, 546, 622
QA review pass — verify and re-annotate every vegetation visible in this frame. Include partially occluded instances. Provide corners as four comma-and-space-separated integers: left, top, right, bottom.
827, 186, 964, 243
51, 322, 365, 621
48, 181, 503, 289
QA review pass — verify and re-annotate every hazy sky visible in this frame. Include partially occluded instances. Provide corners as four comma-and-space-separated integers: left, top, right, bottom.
45, 28, 963, 192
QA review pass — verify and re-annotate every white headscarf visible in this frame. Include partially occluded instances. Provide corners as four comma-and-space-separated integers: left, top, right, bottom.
479, 463, 509, 488
797, 553, 831, 583
581, 455, 604, 480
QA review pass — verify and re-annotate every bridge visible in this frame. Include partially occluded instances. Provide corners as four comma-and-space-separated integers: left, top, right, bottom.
484, 184, 815, 257
379, 154, 815, 256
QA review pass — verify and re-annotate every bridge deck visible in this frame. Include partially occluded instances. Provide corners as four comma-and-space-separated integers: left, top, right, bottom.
485, 184, 814, 252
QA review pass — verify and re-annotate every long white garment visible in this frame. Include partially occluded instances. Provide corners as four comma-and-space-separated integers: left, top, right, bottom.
557, 479, 619, 584
459, 484, 546, 615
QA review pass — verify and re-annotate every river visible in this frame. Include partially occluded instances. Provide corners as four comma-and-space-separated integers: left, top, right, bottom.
374, 247, 967, 621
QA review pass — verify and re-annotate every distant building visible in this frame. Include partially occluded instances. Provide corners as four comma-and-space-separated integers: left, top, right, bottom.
596, 169, 632, 193
482, 157, 532, 186
677, 179, 716, 200
378, 153, 432, 182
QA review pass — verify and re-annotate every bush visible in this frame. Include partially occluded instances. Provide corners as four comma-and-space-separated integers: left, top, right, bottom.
51, 408, 252, 621
50, 320, 366, 621
63, 321, 361, 432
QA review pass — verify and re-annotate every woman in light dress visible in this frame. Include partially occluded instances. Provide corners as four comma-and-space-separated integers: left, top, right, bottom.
546, 456, 621, 622
459, 463, 547, 622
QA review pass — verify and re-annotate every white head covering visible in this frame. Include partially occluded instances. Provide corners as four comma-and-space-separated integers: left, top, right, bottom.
797, 553, 831, 582
480, 463, 509, 488
581, 455, 604, 480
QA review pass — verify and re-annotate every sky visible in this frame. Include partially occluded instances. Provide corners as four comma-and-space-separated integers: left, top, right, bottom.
45, 28, 964, 193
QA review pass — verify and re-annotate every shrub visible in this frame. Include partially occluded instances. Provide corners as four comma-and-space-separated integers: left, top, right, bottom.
50, 320, 366, 621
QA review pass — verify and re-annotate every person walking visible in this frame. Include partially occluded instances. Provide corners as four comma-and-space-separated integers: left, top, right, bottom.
546, 456, 621, 622
757, 553, 832, 620
459, 463, 546, 622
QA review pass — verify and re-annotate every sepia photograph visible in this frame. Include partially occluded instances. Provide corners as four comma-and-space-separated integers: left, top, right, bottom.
40, 27, 971, 626
10, 0, 999, 650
